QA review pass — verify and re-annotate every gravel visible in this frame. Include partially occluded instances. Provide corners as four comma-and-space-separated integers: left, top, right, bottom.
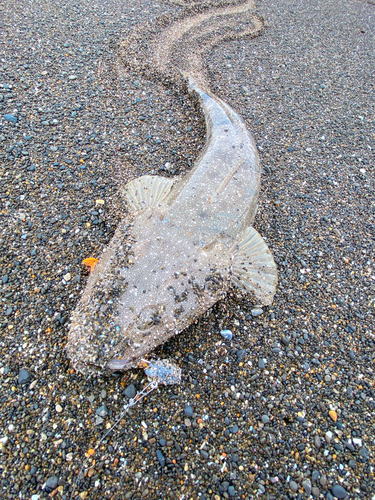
0, 0, 374, 499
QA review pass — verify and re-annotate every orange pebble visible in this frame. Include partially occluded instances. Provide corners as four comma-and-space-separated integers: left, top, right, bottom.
82, 257, 99, 272
329, 410, 338, 422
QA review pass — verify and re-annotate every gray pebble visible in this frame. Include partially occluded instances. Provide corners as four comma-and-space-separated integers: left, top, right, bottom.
228, 485, 236, 496
319, 475, 327, 487
331, 484, 348, 499
312, 487, 320, 498
289, 480, 298, 492
18, 368, 31, 385
124, 384, 136, 399
96, 404, 108, 417
359, 447, 369, 459
258, 358, 265, 369
45, 476, 58, 492
302, 479, 312, 496
312, 470, 320, 481
156, 449, 165, 467
261, 415, 270, 424
220, 329, 232, 340
4, 114, 17, 123
184, 404, 193, 417
251, 307, 263, 317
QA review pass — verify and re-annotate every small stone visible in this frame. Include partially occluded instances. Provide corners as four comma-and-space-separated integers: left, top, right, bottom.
55, 404, 63, 413
312, 470, 320, 481
184, 404, 193, 417
257, 484, 266, 493
63, 272, 71, 282
289, 480, 298, 492
353, 438, 362, 447
96, 404, 108, 417
230, 424, 239, 433
331, 484, 348, 499
4, 114, 17, 123
184, 418, 191, 427
302, 479, 312, 496
95, 416, 104, 426
228, 486, 236, 496
100, 389, 107, 399
18, 368, 31, 385
325, 431, 333, 443
236, 349, 246, 361
124, 384, 136, 399
312, 487, 320, 498
314, 435, 322, 449
220, 329, 232, 340
156, 449, 165, 467
251, 308, 263, 317
359, 447, 369, 460
45, 476, 58, 492
261, 415, 270, 424
329, 410, 338, 422
0, 436, 8, 451
258, 358, 265, 369
69, 75, 77, 80
319, 475, 327, 487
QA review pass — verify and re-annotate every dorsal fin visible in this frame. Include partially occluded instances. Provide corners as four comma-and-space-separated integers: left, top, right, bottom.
123, 175, 174, 213
231, 227, 277, 305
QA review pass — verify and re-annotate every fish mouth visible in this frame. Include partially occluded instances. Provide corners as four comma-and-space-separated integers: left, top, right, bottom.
106, 357, 134, 372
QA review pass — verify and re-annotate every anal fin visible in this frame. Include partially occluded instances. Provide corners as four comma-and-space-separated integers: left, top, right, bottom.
123, 175, 174, 213
231, 227, 277, 305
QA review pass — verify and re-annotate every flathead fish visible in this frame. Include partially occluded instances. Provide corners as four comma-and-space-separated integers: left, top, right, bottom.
67, 79, 277, 375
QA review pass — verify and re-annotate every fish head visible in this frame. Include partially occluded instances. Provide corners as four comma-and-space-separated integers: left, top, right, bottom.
105, 293, 181, 372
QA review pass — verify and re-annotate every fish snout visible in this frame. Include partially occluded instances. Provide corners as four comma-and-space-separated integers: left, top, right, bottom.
106, 357, 135, 372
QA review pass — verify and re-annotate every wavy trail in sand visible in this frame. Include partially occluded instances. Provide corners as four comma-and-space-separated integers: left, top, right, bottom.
120, 0, 264, 90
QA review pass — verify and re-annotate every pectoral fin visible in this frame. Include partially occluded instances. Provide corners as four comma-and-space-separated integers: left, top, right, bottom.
123, 175, 174, 213
231, 227, 277, 305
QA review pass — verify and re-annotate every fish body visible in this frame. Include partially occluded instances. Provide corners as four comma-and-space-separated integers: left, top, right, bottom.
67, 80, 277, 375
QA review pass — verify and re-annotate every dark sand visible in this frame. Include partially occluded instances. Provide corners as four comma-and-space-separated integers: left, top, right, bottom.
0, 0, 374, 498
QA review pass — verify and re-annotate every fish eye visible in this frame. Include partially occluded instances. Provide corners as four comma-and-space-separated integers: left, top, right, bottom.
136, 305, 162, 331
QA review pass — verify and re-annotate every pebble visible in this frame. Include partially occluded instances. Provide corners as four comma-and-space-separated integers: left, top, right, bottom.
314, 435, 322, 449
261, 415, 270, 424
156, 449, 165, 467
312, 487, 320, 497
124, 384, 136, 399
251, 307, 263, 317
3, 114, 17, 123
184, 404, 193, 417
289, 480, 298, 492
227, 485, 236, 496
319, 475, 327, 487
220, 329, 233, 340
18, 368, 31, 385
0, 1, 373, 499
331, 484, 348, 499
55, 404, 63, 413
45, 476, 58, 492
258, 358, 266, 369
326, 431, 334, 443
302, 479, 312, 496
96, 404, 108, 417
